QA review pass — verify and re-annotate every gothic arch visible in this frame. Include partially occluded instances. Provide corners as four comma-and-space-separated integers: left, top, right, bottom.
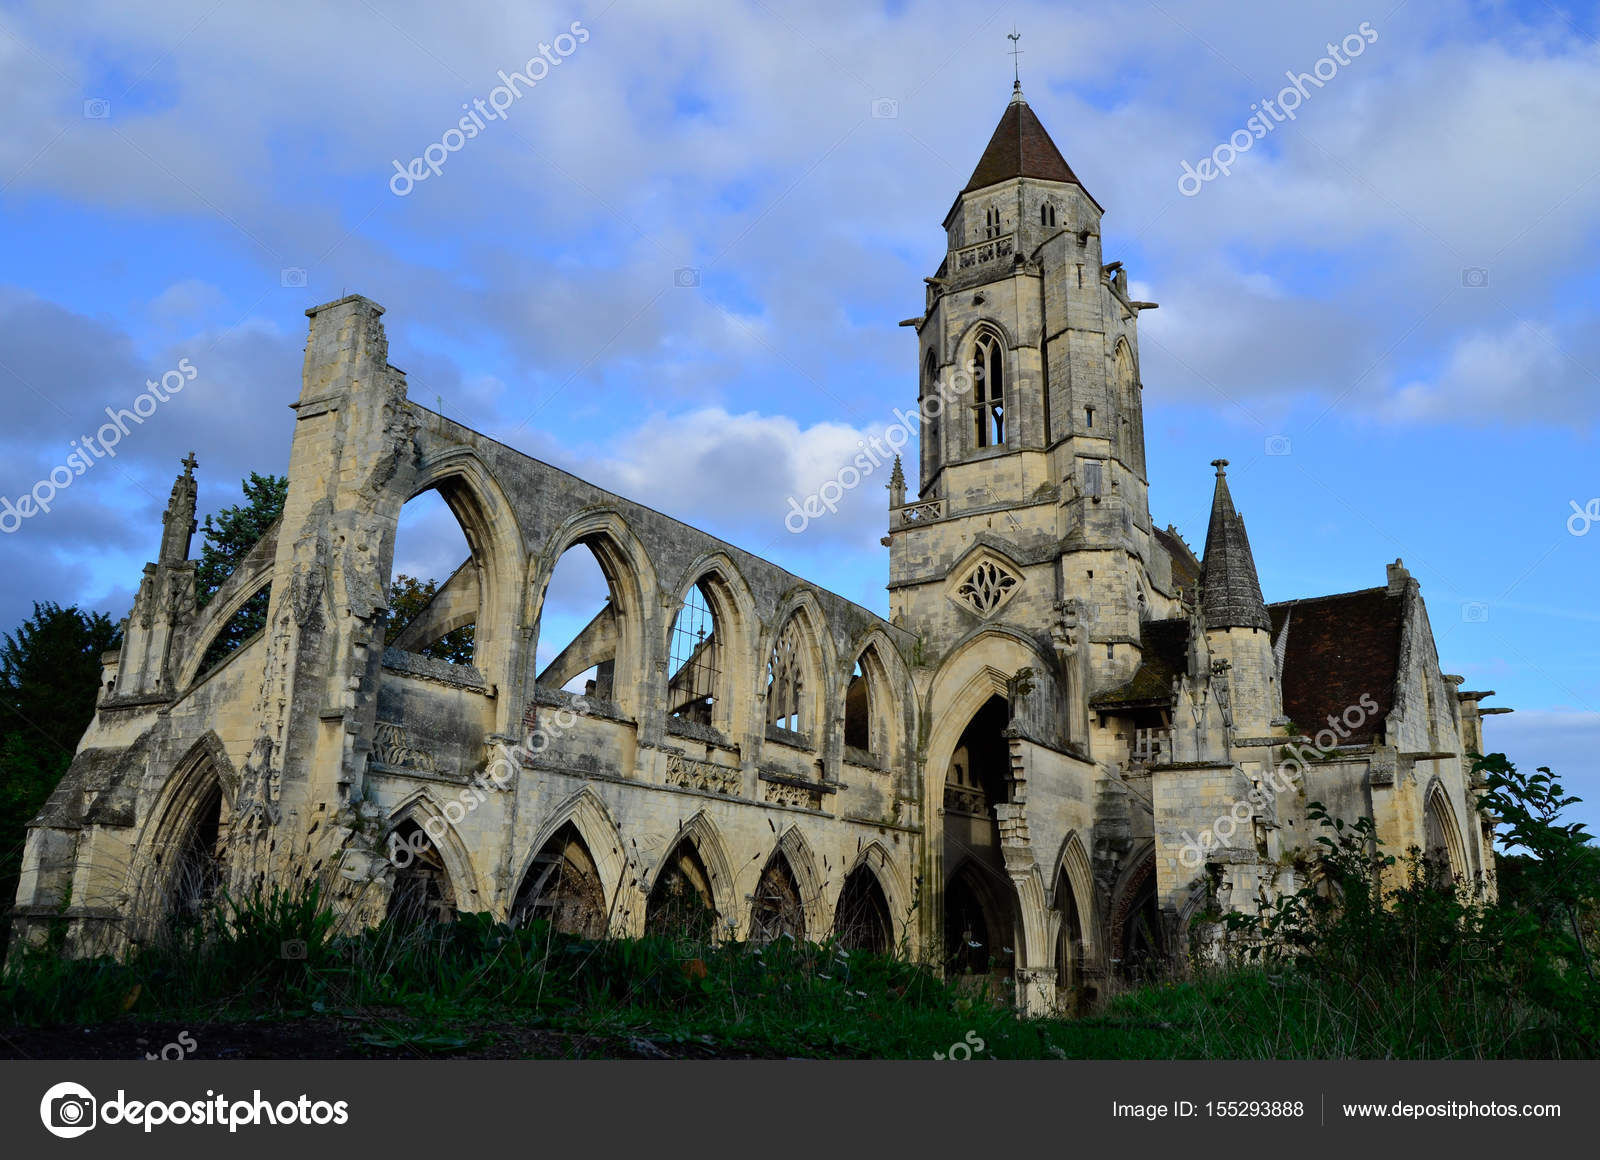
967, 324, 1008, 449
403, 444, 528, 700
176, 524, 280, 690
946, 316, 1022, 364
925, 628, 1055, 766
1050, 830, 1101, 964
1423, 777, 1468, 881
1109, 843, 1166, 980
129, 734, 237, 936
760, 592, 836, 741
1111, 337, 1142, 470
644, 810, 739, 936
943, 856, 1017, 975
769, 825, 827, 934
385, 789, 481, 913
513, 787, 627, 926
662, 552, 759, 735
530, 509, 657, 719
845, 839, 912, 933
841, 631, 909, 766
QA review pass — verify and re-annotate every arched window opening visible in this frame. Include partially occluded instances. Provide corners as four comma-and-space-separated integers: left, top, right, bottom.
1117, 860, 1166, 983
1040, 202, 1057, 227
942, 695, 1010, 815
667, 581, 721, 725
766, 617, 810, 736
1114, 340, 1142, 472
750, 852, 805, 943
923, 349, 942, 475
645, 840, 719, 942
535, 543, 616, 700
1054, 865, 1089, 1009
1423, 788, 1463, 884
984, 205, 1002, 239
944, 863, 1013, 978
385, 818, 457, 929
170, 781, 224, 924
512, 822, 609, 938
196, 584, 271, 679
971, 331, 1005, 448
834, 866, 893, 954
385, 488, 479, 667
844, 657, 871, 754
941, 694, 1015, 980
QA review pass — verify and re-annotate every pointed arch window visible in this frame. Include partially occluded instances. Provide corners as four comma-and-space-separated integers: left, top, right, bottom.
984, 206, 1002, 239
1040, 202, 1057, 227
667, 580, 721, 726
767, 618, 808, 735
971, 330, 1006, 448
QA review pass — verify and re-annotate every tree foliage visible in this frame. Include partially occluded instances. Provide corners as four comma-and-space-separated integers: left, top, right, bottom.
0, 603, 121, 919
383, 574, 475, 666
1217, 755, 1600, 1055
194, 473, 286, 675
195, 472, 287, 607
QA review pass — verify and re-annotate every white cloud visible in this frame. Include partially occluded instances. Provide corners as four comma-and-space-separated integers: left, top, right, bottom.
1381, 320, 1596, 426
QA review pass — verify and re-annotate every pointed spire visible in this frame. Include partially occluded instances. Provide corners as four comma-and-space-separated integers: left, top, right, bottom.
159, 452, 198, 564
962, 87, 1096, 205
887, 455, 906, 509
1199, 459, 1270, 631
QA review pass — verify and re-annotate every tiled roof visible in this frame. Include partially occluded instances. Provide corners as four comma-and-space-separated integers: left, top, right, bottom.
1153, 524, 1201, 597
963, 87, 1094, 201
1269, 587, 1405, 745
1092, 617, 1190, 707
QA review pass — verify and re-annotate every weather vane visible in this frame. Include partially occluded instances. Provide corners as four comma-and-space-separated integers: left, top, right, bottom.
1008, 27, 1023, 85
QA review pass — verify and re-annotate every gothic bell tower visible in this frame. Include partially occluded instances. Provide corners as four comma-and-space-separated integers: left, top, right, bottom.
888, 79, 1181, 700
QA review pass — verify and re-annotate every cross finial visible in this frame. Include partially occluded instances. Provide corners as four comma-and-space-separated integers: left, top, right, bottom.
1008, 27, 1023, 87
181, 451, 198, 475
1211, 458, 1229, 476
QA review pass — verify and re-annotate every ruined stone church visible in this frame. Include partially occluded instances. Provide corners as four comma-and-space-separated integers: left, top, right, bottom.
12, 82, 1502, 1013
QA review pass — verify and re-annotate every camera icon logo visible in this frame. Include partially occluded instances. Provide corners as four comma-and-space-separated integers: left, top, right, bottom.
871, 98, 899, 119
40, 1081, 97, 1138
82, 98, 111, 119
1264, 434, 1292, 456
280, 267, 307, 288
1462, 601, 1490, 623
280, 938, 308, 960
673, 267, 700, 288
1461, 267, 1489, 288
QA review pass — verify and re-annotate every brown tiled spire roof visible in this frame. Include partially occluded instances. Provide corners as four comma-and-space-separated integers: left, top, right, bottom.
963, 83, 1094, 202
1200, 459, 1272, 631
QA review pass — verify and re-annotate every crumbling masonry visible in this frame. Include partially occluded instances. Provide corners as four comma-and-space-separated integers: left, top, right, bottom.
11, 83, 1502, 1014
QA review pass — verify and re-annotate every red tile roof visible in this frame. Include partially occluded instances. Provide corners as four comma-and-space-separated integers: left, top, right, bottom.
1269, 587, 1405, 745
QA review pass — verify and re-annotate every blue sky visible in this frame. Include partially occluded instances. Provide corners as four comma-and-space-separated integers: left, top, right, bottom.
0, 0, 1596, 837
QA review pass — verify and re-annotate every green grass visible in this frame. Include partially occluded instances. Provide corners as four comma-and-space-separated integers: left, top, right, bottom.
2, 886, 1589, 1058
6, 753, 1598, 1059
